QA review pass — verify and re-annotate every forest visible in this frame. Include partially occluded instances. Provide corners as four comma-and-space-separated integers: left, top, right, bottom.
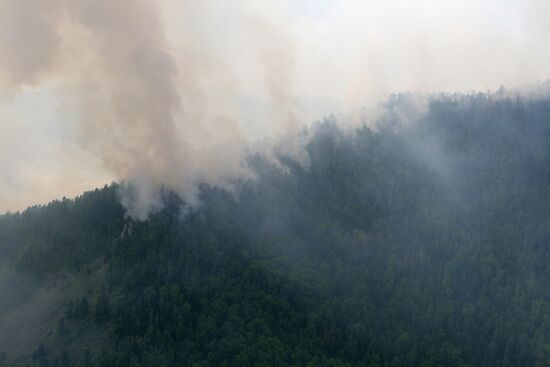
0, 91, 549, 366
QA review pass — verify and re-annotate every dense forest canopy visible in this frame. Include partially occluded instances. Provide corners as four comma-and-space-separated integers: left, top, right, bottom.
1, 92, 549, 366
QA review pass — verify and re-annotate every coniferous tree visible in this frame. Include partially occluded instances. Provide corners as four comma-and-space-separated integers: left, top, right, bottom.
94, 289, 109, 325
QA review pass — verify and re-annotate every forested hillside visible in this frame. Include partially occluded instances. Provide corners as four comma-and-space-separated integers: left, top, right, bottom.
1, 92, 550, 366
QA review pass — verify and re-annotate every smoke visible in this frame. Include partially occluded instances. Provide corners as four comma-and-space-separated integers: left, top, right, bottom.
0, 0, 252, 219
249, 17, 298, 134
0, 0, 63, 90
1, 0, 550, 217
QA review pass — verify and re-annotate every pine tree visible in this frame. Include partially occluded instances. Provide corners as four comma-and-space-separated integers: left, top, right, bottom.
83, 349, 92, 367
79, 297, 90, 318
95, 288, 110, 324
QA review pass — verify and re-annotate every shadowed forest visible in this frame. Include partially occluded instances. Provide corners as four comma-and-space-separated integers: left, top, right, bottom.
1, 92, 549, 366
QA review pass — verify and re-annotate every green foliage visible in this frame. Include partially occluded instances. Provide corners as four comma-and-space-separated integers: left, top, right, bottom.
94, 289, 109, 325
3, 93, 550, 366
57, 318, 66, 338
65, 297, 90, 321
0, 184, 124, 279
83, 350, 92, 367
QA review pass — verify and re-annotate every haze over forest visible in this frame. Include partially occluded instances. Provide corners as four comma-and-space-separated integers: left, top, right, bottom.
0, 1, 550, 367
1, 0, 550, 215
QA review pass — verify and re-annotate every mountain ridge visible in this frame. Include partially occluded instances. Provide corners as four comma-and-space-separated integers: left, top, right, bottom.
1, 92, 550, 366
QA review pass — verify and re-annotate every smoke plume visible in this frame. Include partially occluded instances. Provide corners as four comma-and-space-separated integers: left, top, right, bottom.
0, 0, 252, 219
1, 0, 550, 217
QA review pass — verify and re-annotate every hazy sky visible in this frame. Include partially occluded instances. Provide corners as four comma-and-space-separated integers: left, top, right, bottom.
1, 0, 549, 213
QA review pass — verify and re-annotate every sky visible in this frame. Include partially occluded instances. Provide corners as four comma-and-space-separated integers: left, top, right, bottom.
0, 0, 549, 214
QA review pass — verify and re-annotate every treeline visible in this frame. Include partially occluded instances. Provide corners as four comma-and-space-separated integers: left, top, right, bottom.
0, 184, 124, 277
1, 92, 550, 366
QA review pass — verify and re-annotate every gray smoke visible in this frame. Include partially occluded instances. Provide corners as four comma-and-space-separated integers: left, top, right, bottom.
2, 0, 550, 217
0, 0, 253, 219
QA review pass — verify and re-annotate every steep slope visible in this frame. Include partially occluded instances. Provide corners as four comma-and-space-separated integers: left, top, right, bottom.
1, 92, 550, 367
0, 187, 124, 366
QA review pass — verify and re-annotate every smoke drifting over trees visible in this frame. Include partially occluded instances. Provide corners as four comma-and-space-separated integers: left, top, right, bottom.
1, 0, 550, 216
0, 0, 246, 218
1, 1, 550, 366
1, 92, 550, 365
